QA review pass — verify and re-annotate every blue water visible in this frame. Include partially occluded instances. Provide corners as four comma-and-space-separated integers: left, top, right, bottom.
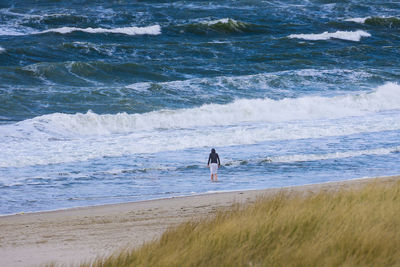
1, 0, 400, 215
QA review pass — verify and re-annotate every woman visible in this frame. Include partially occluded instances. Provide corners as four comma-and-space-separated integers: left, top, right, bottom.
207, 148, 220, 181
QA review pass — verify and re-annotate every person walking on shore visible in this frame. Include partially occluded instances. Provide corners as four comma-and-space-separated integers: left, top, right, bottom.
207, 148, 220, 182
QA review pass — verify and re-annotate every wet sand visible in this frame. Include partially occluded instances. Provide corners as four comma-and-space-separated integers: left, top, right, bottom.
1, 175, 399, 267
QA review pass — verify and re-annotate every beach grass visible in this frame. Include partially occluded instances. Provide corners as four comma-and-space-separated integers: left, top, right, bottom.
86, 179, 400, 267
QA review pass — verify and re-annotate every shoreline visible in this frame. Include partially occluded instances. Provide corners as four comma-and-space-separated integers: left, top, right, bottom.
1, 175, 399, 267
0, 175, 380, 218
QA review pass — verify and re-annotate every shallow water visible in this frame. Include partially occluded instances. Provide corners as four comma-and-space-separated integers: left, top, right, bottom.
1, 0, 400, 214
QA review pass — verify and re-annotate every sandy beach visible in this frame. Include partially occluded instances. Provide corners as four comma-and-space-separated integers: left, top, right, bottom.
1, 175, 399, 267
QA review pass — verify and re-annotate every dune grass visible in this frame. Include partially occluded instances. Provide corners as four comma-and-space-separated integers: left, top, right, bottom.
87, 180, 400, 267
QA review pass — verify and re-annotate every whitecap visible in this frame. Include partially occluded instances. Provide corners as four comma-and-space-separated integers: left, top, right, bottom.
202, 18, 232, 25
0, 26, 30, 36
344, 17, 370, 24
199, 18, 249, 30
39, 25, 161, 35
288, 30, 371, 42
7, 82, 400, 136
2, 82, 400, 168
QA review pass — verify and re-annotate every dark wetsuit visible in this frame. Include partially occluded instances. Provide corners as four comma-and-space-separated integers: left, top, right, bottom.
208, 152, 220, 165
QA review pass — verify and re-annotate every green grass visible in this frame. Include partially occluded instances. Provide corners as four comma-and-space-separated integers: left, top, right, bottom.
87, 180, 400, 267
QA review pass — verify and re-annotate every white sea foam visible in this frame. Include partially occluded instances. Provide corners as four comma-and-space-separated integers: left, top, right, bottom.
0, 26, 30, 36
269, 147, 400, 163
0, 23, 161, 36
2, 110, 400, 168
345, 17, 369, 24
202, 18, 231, 25
39, 25, 161, 35
0, 46, 4, 53
125, 68, 372, 94
36, 82, 400, 135
288, 30, 371, 41
2, 83, 400, 168
199, 18, 249, 32
125, 82, 153, 92
225, 146, 400, 167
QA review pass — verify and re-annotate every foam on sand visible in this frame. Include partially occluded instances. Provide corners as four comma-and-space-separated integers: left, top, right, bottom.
288, 30, 371, 41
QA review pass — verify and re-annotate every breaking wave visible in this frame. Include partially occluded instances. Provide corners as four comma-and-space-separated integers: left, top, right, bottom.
288, 30, 371, 42
2, 83, 400, 167
344, 17, 370, 24
178, 18, 259, 34
0, 25, 161, 36
346, 16, 400, 28
38, 25, 161, 35
7, 82, 400, 137
0, 25, 32, 36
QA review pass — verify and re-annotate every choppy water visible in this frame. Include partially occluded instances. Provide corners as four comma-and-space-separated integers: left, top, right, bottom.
1, 0, 400, 215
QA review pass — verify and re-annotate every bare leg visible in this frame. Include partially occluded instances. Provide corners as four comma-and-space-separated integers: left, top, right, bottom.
215, 173, 218, 181
211, 174, 214, 181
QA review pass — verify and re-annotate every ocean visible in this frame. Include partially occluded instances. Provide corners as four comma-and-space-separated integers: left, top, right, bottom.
1, 0, 400, 215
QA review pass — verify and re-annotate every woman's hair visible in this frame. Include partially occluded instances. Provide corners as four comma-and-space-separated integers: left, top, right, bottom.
211, 148, 216, 153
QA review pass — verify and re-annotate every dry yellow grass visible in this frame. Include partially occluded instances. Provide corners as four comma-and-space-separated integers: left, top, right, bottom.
87, 180, 400, 267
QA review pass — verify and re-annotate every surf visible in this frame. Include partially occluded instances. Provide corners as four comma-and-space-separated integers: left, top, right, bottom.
346, 16, 400, 28
8, 82, 398, 136
1, 82, 400, 168
175, 18, 263, 35
224, 146, 400, 166
288, 30, 371, 42
38, 25, 161, 36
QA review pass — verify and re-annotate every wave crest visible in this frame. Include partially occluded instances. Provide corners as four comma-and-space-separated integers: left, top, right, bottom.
11, 82, 400, 137
180, 18, 257, 34
39, 25, 161, 35
365, 17, 400, 28
288, 30, 371, 42
345, 16, 400, 28
345, 17, 369, 24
